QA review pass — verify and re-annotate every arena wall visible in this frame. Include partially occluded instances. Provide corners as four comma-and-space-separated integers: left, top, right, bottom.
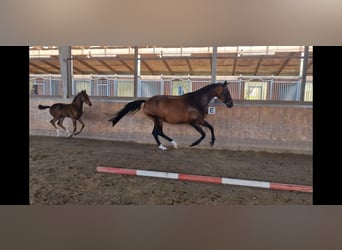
29, 97, 312, 155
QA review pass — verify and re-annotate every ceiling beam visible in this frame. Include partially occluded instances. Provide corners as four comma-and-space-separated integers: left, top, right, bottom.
41, 60, 60, 71
98, 60, 118, 73
141, 60, 154, 74
254, 57, 263, 75
29, 48, 313, 77
119, 60, 134, 73
186, 59, 193, 74
138, 54, 310, 60
232, 55, 238, 75
77, 60, 102, 74
72, 65, 83, 74
161, 59, 172, 74
30, 62, 50, 73
275, 52, 294, 75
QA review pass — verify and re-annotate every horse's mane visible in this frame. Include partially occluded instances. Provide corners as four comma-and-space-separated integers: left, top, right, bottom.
186, 83, 221, 96
72, 91, 83, 102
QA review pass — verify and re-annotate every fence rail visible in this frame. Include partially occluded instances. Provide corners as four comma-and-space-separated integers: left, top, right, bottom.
29, 74, 313, 102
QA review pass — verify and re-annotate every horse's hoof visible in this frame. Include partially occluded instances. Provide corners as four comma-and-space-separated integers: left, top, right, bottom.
158, 144, 167, 150
190, 141, 200, 147
171, 140, 178, 148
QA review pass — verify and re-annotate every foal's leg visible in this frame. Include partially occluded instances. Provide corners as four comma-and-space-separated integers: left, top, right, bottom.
50, 118, 61, 136
201, 120, 215, 146
189, 123, 206, 147
152, 119, 177, 150
73, 118, 85, 136
57, 117, 70, 137
68, 119, 77, 138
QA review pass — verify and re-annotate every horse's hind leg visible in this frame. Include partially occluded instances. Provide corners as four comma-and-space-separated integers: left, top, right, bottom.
152, 119, 177, 150
57, 117, 70, 137
201, 120, 215, 146
73, 118, 85, 136
189, 123, 206, 147
152, 121, 167, 150
50, 118, 61, 136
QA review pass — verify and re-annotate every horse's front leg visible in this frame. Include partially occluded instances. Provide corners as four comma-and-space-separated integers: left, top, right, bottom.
73, 118, 85, 136
201, 120, 215, 146
189, 123, 206, 147
68, 119, 77, 138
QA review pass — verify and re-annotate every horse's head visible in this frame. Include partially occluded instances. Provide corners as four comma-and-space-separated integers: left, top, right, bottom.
217, 81, 233, 108
80, 90, 92, 106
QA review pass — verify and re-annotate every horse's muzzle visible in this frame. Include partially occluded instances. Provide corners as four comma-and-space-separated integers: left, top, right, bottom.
226, 102, 233, 108
88, 102, 93, 106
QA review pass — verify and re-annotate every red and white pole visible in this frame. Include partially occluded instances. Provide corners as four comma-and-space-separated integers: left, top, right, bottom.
96, 166, 312, 193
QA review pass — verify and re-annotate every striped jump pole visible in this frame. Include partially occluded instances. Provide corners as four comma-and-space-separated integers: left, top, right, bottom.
96, 166, 312, 193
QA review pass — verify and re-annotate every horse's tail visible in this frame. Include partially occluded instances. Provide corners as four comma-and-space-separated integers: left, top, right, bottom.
38, 104, 50, 110
108, 99, 146, 127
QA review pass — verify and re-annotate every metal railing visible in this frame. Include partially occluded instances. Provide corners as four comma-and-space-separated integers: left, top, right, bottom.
29, 74, 313, 102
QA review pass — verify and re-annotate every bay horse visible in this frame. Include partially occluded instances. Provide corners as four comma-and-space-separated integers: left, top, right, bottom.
38, 90, 92, 138
109, 81, 233, 150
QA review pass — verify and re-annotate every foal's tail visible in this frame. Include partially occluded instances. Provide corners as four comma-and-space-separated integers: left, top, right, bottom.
108, 99, 146, 127
38, 104, 50, 110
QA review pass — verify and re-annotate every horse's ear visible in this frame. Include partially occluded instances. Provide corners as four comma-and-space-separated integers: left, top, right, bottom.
223, 81, 228, 86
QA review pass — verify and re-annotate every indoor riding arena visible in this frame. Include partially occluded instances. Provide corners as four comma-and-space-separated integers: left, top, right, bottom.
29, 46, 313, 205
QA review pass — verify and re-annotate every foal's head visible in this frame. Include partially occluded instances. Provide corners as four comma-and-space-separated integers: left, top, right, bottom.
216, 81, 233, 108
79, 90, 92, 106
